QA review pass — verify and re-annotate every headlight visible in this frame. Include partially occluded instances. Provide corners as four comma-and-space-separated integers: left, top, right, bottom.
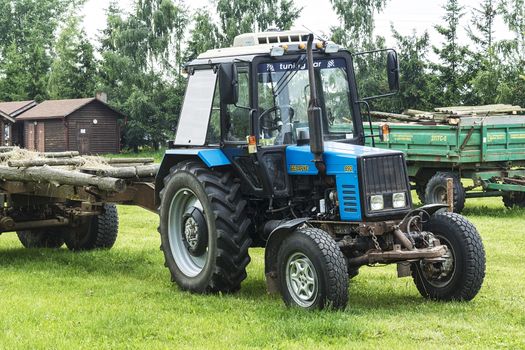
370, 195, 384, 211
393, 192, 406, 208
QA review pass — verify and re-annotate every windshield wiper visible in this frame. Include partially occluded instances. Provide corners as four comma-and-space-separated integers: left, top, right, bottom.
272, 54, 307, 97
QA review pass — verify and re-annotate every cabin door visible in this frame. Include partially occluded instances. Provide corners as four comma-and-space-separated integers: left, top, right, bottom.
36, 122, 45, 152
77, 123, 91, 154
27, 123, 35, 150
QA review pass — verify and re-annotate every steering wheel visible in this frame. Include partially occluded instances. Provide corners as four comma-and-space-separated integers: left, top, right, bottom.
259, 105, 295, 133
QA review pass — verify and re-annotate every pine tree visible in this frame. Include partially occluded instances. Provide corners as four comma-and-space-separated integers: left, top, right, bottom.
432, 0, 469, 106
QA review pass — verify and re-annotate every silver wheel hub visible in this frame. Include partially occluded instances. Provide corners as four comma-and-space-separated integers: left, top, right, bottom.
286, 253, 318, 307
168, 188, 208, 278
421, 236, 456, 287
184, 217, 199, 249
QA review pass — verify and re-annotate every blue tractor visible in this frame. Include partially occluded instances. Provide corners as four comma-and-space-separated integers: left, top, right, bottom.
155, 31, 485, 310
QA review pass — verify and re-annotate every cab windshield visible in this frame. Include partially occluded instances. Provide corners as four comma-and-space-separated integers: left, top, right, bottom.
257, 57, 354, 146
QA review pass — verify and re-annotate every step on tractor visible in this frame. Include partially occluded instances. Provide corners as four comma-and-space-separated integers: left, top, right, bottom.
156, 30, 486, 310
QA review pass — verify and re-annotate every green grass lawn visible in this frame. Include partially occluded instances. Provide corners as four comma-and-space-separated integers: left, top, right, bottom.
0, 196, 524, 349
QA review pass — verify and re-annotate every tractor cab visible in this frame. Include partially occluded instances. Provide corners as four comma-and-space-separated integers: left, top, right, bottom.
155, 30, 485, 310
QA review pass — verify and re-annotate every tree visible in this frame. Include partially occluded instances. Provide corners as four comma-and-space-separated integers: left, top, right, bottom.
494, 0, 525, 104
329, 0, 389, 51
432, 0, 469, 106
390, 28, 436, 111
47, 17, 97, 99
185, 8, 221, 62
216, 0, 302, 46
98, 0, 188, 151
0, 0, 84, 101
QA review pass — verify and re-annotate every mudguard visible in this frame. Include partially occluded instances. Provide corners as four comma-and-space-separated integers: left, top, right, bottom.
264, 218, 309, 294
155, 148, 231, 206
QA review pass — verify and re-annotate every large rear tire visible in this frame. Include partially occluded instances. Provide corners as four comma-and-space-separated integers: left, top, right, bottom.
17, 230, 64, 248
412, 212, 485, 301
277, 228, 348, 310
425, 172, 465, 213
159, 161, 252, 293
64, 204, 119, 251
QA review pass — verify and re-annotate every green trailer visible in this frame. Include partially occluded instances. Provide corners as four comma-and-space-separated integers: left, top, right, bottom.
365, 112, 525, 212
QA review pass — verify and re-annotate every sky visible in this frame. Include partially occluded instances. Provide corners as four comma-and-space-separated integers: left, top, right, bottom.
82, 0, 513, 48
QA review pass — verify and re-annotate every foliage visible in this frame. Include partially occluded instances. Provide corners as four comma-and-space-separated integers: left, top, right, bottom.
432, 0, 470, 106
1, 0, 525, 147
47, 17, 97, 100
97, 0, 187, 151
184, 9, 221, 62
216, 0, 302, 46
330, 0, 389, 51
0, 0, 84, 101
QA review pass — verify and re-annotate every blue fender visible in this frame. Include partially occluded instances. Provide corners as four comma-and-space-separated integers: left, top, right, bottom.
154, 148, 232, 206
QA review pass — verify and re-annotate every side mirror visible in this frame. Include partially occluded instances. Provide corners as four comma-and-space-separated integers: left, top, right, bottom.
386, 51, 399, 92
219, 63, 239, 105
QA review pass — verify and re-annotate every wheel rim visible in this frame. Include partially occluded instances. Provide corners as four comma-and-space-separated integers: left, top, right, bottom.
431, 185, 448, 204
168, 188, 208, 277
285, 252, 318, 307
419, 235, 456, 287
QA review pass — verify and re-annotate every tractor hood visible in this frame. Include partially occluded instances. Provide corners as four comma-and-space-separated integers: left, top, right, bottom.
285, 141, 401, 176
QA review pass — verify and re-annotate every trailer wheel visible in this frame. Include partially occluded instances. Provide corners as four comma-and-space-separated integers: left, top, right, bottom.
425, 172, 465, 213
17, 230, 64, 248
159, 161, 252, 293
412, 212, 485, 301
277, 228, 348, 310
415, 181, 427, 204
502, 191, 525, 208
64, 204, 119, 251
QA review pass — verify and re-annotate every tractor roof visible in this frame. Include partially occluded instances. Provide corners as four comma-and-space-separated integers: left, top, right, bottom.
192, 30, 339, 65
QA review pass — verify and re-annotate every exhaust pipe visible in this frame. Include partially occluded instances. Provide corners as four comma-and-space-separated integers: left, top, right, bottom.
306, 34, 325, 173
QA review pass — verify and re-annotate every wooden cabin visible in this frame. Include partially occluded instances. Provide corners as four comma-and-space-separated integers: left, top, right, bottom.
0, 100, 37, 146
16, 98, 124, 154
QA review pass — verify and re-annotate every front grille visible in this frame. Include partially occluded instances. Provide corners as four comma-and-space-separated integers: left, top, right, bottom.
361, 153, 411, 217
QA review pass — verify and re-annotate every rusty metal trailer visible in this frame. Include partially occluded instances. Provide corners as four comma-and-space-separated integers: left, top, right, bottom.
0, 149, 157, 250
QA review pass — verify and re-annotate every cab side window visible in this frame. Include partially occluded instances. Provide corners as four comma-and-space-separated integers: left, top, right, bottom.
206, 80, 221, 144
224, 67, 250, 141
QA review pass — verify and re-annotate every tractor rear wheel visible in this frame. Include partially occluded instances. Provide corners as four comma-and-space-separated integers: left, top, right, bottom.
277, 227, 348, 310
17, 230, 64, 248
425, 172, 465, 213
64, 204, 119, 251
412, 212, 485, 301
502, 191, 525, 208
159, 161, 252, 293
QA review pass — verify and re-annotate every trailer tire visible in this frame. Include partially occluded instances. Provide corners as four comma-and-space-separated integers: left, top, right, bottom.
17, 230, 64, 248
425, 172, 465, 213
415, 181, 427, 204
159, 161, 252, 293
64, 204, 119, 251
412, 212, 485, 301
502, 191, 525, 208
277, 227, 348, 310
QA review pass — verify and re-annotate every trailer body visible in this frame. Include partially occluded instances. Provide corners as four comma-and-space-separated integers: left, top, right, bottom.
365, 114, 525, 208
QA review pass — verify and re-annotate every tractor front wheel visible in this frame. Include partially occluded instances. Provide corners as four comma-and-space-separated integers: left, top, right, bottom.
277, 228, 348, 310
159, 161, 252, 293
412, 212, 485, 301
